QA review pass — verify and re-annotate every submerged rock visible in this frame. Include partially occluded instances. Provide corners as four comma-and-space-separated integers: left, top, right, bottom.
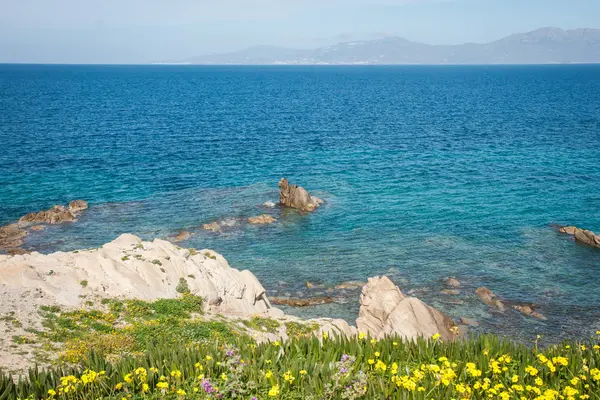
459, 317, 480, 327
335, 281, 367, 290
263, 201, 276, 208
444, 277, 461, 288
0, 224, 28, 250
173, 230, 192, 242
441, 289, 460, 295
558, 225, 600, 248
356, 276, 457, 341
202, 221, 221, 233
475, 286, 506, 311
247, 214, 277, 225
514, 305, 547, 321
270, 296, 334, 307
278, 178, 323, 212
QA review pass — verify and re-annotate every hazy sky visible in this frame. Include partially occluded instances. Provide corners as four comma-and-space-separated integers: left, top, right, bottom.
1, 0, 599, 63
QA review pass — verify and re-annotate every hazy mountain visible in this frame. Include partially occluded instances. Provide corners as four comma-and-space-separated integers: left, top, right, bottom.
176, 27, 600, 65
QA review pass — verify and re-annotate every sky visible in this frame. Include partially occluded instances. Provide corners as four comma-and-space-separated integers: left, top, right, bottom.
0, 0, 599, 64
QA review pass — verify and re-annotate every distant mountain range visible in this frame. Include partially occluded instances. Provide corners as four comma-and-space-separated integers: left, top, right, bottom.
171, 27, 600, 65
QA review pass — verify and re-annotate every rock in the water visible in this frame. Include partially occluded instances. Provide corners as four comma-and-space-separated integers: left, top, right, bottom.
514, 305, 547, 320
0, 234, 279, 317
270, 296, 334, 307
444, 277, 461, 288
19, 205, 76, 225
475, 286, 506, 311
459, 317, 480, 327
356, 276, 456, 341
68, 200, 89, 213
263, 201, 276, 208
558, 225, 600, 248
441, 289, 460, 295
247, 214, 276, 225
0, 224, 28, 251
306, 281, 314, 289
335, 281, 367, 290
29, 225, 45, 232
202, 221, 221, 233
278, 178, 323, 212
173, 231, 192, 242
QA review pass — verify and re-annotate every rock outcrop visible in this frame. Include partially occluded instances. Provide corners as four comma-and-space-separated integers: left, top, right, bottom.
278, 178, 323, 212
68, 200, 89, 213
0, 234, 279, 317
247, 214, 277, 225
0, 201, 89, 254
19, 205, 76, 225
559, 226, 600, 248
356, 276, 456, 341
475, 286, 506, 311
444, 277, 461, 288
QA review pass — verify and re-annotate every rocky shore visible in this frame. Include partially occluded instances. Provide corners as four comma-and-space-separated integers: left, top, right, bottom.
0, 234, 461, 373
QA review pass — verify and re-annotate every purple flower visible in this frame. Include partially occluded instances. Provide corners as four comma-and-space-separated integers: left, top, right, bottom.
340, 367, 348, 374
202, 379, 215, 393
226, 350, 235, 357
341, 354, 349, 362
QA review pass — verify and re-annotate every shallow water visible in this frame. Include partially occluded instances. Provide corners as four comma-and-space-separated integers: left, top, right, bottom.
1, 64, 600, 342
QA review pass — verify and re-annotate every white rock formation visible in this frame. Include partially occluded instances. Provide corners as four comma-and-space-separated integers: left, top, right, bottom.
356, 276, 455, 341
0, 234, 280, 317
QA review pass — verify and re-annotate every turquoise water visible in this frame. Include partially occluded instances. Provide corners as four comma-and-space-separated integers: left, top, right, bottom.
1, 64, 600, 342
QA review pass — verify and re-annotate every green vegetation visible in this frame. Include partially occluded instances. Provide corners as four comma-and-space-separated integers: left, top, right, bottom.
0, 312, 23, 328
241, 317, 281, 333
79, 280, 88, 288
203, 251, 216, 260
151, 259, 162, 266
284, 321, 319, 338
121, 256, 130, 261
176, 277, 190, 294
2, 332, 600, 399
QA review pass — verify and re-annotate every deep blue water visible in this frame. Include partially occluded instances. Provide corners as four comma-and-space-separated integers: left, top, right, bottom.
1, 64, 600, 342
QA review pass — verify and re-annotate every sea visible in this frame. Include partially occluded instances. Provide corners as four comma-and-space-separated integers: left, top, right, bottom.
1, 64, 599, 343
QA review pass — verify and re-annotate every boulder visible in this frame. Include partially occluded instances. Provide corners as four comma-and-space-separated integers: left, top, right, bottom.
202, 221, 221, 233
558, 226, 600, 248
30, 225, 45, 232
247, 214, 277, 225
263, 201, 276, 208
19, 205, 76, 225
356, 276, 456, 341
278, 178, 323, 212
68, 200, 89, 213
475, 286, 506, 311
270, 296, 334, 307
